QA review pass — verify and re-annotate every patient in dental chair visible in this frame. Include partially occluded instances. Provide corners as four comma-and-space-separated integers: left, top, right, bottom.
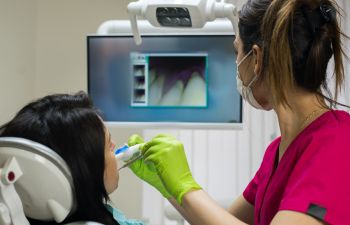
0, 91, 146, 225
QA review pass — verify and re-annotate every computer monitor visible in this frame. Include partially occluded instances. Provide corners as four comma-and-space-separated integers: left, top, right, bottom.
88, 20, 241, 128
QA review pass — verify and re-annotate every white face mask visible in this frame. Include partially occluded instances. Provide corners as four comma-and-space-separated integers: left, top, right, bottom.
236, 50, 264, 109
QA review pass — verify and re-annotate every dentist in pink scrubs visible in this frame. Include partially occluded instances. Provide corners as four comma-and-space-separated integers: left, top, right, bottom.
128, 0, 350, 224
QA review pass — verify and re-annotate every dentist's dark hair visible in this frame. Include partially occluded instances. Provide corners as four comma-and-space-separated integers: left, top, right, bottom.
0, 91, 119, 225
239, 0, 348, 108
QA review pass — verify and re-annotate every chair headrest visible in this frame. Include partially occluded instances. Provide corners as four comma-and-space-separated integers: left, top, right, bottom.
0, 137, 75, 223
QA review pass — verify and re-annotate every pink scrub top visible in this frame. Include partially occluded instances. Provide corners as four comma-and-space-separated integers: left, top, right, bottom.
243, 110, 350, 225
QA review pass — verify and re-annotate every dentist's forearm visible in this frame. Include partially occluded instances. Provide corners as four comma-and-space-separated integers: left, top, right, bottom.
182, 190, 248, 225
168, 197, 194, 224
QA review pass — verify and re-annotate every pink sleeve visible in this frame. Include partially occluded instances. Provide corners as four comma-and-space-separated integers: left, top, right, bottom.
243, 138, 280, 206
279, 132, 350, 224
243, 168, 260, 205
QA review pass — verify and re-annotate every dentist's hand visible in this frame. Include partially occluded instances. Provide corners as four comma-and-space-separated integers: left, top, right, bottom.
127, 134, 172, 199
142, 134, 201, 205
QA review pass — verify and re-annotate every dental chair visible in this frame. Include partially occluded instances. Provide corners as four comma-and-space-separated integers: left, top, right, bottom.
0, 137, 101, 225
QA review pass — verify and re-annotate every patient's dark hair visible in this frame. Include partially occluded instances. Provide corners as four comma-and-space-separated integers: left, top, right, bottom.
0, 91, 118, 225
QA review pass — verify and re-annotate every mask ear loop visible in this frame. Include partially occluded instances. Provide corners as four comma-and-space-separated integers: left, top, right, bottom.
236, 50, 253, 83
237, 50, 254, 85
237, 50, 253, 67
247, 72, 258, 87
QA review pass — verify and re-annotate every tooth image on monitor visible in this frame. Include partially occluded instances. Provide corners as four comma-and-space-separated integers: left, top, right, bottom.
159, 80, 184, 106
149, 68, 157, 85
137, 53, 208, 107
181, 72, 206, 106
149, 72, 165, 105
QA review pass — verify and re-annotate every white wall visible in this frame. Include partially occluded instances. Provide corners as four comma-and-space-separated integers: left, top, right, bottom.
0, 1, 36, 125
34, 0, 128, 96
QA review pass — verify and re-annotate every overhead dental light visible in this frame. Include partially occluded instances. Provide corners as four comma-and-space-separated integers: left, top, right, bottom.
126, 0, 239, 45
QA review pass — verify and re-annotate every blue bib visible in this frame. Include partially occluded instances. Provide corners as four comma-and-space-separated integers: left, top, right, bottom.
105, 204, 148, 225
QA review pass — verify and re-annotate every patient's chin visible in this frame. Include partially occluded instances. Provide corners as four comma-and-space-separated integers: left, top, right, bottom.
115, 184, 118, 192
106, 183, 118, 194
104, 174, 119, 194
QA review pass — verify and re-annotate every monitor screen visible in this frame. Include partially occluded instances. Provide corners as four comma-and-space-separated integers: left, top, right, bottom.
87, 35, 241, 126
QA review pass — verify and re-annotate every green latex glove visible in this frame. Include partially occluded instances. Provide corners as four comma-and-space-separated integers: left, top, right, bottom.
142, 134, 201, 205
127, 134, 172, 199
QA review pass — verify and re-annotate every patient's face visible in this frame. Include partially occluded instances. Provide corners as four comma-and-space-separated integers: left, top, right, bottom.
104, 128, 119, 194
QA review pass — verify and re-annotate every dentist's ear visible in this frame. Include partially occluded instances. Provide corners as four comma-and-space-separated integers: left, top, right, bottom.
252, 44, 263, 77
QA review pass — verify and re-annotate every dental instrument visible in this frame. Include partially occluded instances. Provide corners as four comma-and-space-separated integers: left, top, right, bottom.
118, 154, 143, 171
115, 144, 143, 170
127, 0, 239, 45
115, 143, 143, 161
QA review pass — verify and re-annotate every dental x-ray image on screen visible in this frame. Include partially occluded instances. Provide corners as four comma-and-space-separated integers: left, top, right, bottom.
131, 53, 207, 107
87, 35, 242, 126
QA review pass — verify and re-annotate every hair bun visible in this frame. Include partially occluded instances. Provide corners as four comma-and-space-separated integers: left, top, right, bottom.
300, 2, 336, 37
319, 3, 336, 23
